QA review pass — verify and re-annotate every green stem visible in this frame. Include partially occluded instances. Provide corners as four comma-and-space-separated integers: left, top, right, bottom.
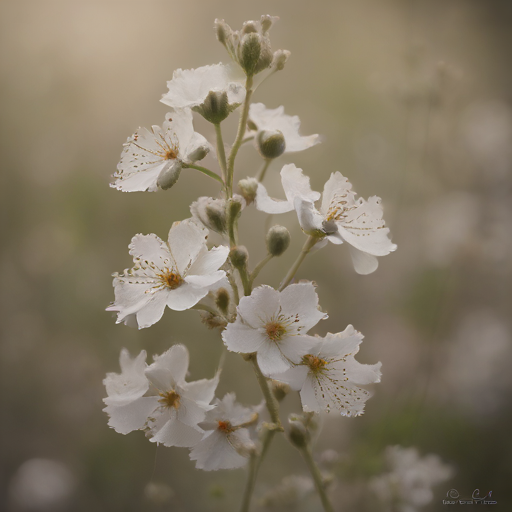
241, 135, 255, 145
299, 446, 334, 512
279, 236, 318, 291
227, 76, 254, 197
214, 123, 228, 188
183, 163, 224, 187
249, 253, 273, 288
256, 159, 272, 182
249, 356, 283, 430
191, 304, 220, 316
240, 267, 252, 297
239, 453, 258, 512
226, 270, 240, 308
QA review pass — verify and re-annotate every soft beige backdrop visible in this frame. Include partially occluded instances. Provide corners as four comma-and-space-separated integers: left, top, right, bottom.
1, 1, 511, 511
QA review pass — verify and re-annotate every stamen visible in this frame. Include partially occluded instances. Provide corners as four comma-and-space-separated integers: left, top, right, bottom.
158, 390, 181, 409
265, 321, 287, 341
303, 354, 327, 372
217, 420, 235, 433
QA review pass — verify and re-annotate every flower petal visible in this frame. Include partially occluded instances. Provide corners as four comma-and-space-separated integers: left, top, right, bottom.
167, 219, 208, 274
129, 233, 171, 268
281, 164, 320, 204
348, 246, 379, 275
222, 320, 268, 354
149, 417, 203, 447
187, 245, 229, 276
104, 396, 159, 434
145, 344, 189, 391
135, 289, 168, 329
279, 282, 327, 332
165, 282, 211, 311
236, 285, 280, 328
271, 366, 309, 391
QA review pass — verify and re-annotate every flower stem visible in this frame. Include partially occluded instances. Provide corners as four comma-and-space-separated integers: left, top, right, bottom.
214, 123, 228, 188
183, 163, 224, 187
256, 159, 271, 182
279, 235, 318, 291
227, 76, 254, 197
239, 452, 258, 512
249, 356, 283, 431
249, 253, 273, 288
299, 445, 334, 512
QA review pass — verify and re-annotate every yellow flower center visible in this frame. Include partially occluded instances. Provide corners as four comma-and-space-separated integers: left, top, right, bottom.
158, 390, 181, 409
217, 420, 235, 433
265, 321, 287, 341
161, 271, 183, 290
303, 354, 327, 373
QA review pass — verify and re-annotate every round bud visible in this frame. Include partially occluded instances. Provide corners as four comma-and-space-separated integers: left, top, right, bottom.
238, 177, 259, 205
215, 288, 230, 315
157, 161, 182, 190
214, 18, 231, 46
186, 144, 209, 163
253, 38, 274, 75
257, 130, 286, 159
238, 32, 262, 76
229, 246, 249, 270
271, 49, 291, 71
266, 225, 291, 257
228, 196, 244, 220
271, 381, 291, 402
190, 197, 227, 234
201, 90, 230, 124
241, 21, 258, 34
260, 15, 274, 34
288, 416, 309, 449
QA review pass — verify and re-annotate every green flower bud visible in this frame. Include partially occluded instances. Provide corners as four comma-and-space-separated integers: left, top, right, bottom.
228, 196, 244, 220
271, 49, 291, 71
257, 130, 286, 159
186, 144, 209, 163
238, 177, 259, 205
215, 287, 230, 315
271, 380, 291, 402
229, 246, 249, 270
266, 225, 291, 257
241, 21, 258, 34
214, 18, 231, 46
200, 90, 230, 124
157, 161, 182, 190
238, 32, 262, 76
288, 416, 309, 449
190, 197, 227, 234
260, 15, 274, 34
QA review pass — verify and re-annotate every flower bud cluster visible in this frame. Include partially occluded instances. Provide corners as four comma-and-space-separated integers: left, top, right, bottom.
215, 15, 286, 77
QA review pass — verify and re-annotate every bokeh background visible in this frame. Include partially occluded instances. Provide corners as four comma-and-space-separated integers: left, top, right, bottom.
1, 1, 511, 511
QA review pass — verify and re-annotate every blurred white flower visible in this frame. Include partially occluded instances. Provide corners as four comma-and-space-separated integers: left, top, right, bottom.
112, 110, 210, 192
107, 219, 229, 328
103, 345, 219, 447
161, 63, 245, 112
248, 103, 321, 153
190, 393, 258, 471
9, 459, 76, 511
255, 163, 320, 214
222, 283, 327, 375
370, 446, 453, 512
272, 325, 381, 416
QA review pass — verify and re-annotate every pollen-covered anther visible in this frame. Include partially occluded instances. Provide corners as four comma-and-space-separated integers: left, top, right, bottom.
160, 271, 183, 289
158, 390, 181, 409
265, 321, 287, 341
217, 420, 235, 433
303, 354, 327, 372
164, 148, 178, 160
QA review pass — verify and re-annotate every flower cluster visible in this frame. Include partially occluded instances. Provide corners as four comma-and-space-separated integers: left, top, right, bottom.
103, 14, 396, 509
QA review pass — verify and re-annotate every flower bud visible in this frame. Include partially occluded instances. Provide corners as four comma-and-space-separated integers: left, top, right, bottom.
229, 246, 249, 270
288, 415, 309, 449
241, 21, 258, 34
238, 32, 262, 76
215, 288, 230, 315
257, 130, 286, 159
253, 38, 274, 74
260, 15, 275, 34
214, 18, 232, 46
271, 49, 291, 71
238, 177, 259, 204
266, 225, 291, 256
190, 197, 227, 234
228, 196, 244, 220
200, 90, 230, 124
157, 161, 182, 190
271, 380, 291, 402
186, 144, 209, 163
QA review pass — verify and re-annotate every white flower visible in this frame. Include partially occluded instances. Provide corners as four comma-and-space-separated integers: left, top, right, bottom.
248, 103, 321, 153
370, 446, 453, 512
189, 393, 258, 471
257, 165, 397, 274
112, 110, 210, 192
222, 283, 327, 375
103, 345, 219, 448
107, 219, 229, 329
161, 63, 245, 112
272, 325, 381, 416
255, 163, 320, 214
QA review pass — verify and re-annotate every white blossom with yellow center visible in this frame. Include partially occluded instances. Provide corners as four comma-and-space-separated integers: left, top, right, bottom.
112, 109, 210, 192
107, 219, 229, 329
103, 345, 219, 448
222, 283, 327, 375
271, 325, 381, 416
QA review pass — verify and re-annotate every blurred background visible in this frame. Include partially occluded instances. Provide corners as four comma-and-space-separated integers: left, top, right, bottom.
1, 0, 511, 510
